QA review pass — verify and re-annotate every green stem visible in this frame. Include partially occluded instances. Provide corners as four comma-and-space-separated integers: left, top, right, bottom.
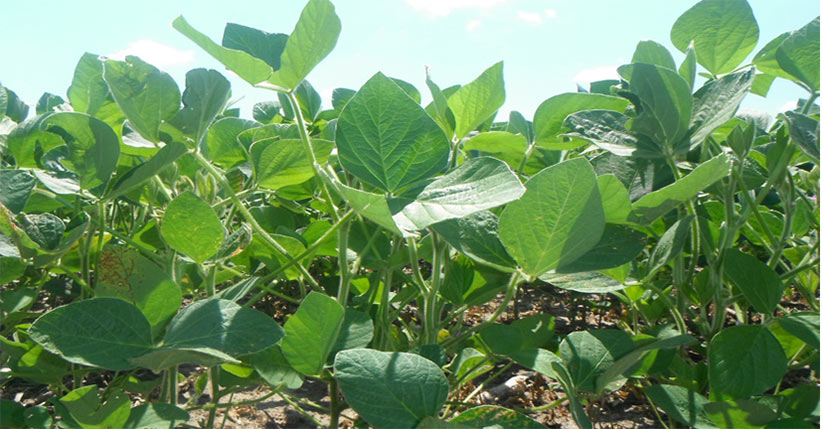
168, 366, 178, 406
800, 91, 819, 115
337, 221, 352, 306
327, 372, 341, 429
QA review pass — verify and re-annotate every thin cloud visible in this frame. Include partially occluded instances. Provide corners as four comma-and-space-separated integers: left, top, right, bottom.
573, 65, 620, 83
405, 0, 509, 18
778, 100, 798, 112
544, 8, 558, 19
107, 39, 195, 68
516, 10, 543, 25
466, 19, 482, 32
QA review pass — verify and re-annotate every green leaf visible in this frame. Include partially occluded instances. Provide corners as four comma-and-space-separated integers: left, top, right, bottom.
431, 211, 517, 271
336, 72, 450, 192
649, 215, 694, 275
332, 309, 374, 353
107, 142, 188, 200
563, 110, 652, 157
251, 138, 334, 190
632, 40, 676, 70
29, 298, 153, 370
0, 170, 35, 213
2, 87, 28, 123
0, 400, 25, 428
618, 63, 692, 148
499, 158, 605, 276
598, 175, 632, 224
161, 191, 224, 263
705, 399, 777, 428
67, 53, 111, 116
449, 405, 544, 428
173, 16, 274, 86
595, 334, 695, 394
123, 403, 190, 429
510, 348, 564, 380
6, 115, 65, 168
724, 249, 784, 314
391, 157, 525, 231
335, 349, 449, 428
41, 112, 120, 189
679, 44, 697, 90
280, 292, 344, 376
670, 0, 759, 75
555, 224, 646, 273
630, 154, 731, 224
690, 68, 755, 148
480, 324, 524, 356
221, 23, 288, 71
203, 117, 258, 168
559, 329, 634, 392
540, 271, 626, 293
424, 71, 455, 137
463, 131, 528, 170
251, 345, 304, 390
36, 92, 66, 115
782, 111, 819, 163
753, 33, 797, 81
775, 311, 820, 350
102, 56, 180, 142
332, 181, 408, 237
252, 100, 281, 124
268, 0, 341, 90
168, 68, 231, 146
129, 347, 239, 371
447, 62, 505, 139
533, 93, 630, 148
709, 325, 787, 399
775, 17, 820, 91
60, 386, 131, 429
95, 246, 181, 339
644, 384, 715, 429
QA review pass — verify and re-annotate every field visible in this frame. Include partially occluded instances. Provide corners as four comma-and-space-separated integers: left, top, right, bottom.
0, 0, 819, 427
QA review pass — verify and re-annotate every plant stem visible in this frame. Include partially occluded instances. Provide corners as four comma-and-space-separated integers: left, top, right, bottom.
327, 372, 341, 429
336, 220, 352, 306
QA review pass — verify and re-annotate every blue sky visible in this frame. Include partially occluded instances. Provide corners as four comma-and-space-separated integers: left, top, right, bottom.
1, 1, 818, 122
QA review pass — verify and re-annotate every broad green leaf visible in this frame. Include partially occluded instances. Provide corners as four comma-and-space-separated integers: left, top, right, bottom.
424, 71, 456, 137
204, 117, 258, 168
540, 271, 626, 293
0, 170, 35, 213
679, 44, 697, 90
2, 87, 28, 123
709, 325, 787, 399
480, 324, 524, 356
391, 157, 525, 231
103, 56, 180, 142
95, 246, 181, 339
252, 100, 281, 123
563, 110, 654, 157
331, 179, 408, 237
19, 213, 64, 251
449, 405, 544, 428
268, 0, 341, 90
598, 175, 632, 223
670, 0, 759, 75
107, 142, 188, 200
752, 33, 797, 81
775, 17, 820, 91
705, 399, 777, 428
533, 93, 630, 148
129, 347, 239, 371
281, 292, 344, 376
463, 131, 528, 170
173, 16, 273, 86
221, 23, 288, 70
252, 345, 304, 390
618, 63, 692, 148
775, 311, 820, 350
649, 215, 694, 275
36, 93, 65, 115
251, 138, 334, 190
0, 400, 25, 428
7, 114, 66, 168
29, 298, 153, 370
67, 53, 111, 116
41, 112, 120, 189
60, 386, 131, 429
335, 349, 449, 428
632, 40, 676, 70
507, 110, 534, 143
332, 309, 374, 353
123, 403, 190, 429
555, 224, 646, 273
510, 348, 564, 380
595, 334, 695, 394
168, 68, 231, 146
645, 384, 715, 429
559, 329, 634, 392
431, 211, 517, 271
499, 158, 605, 276
630, 154, 731, 224
161, 191, 224, 263
689, 68, 755, 148
163, 299, 284, 356
724, 249, 784, 314
782, 111, 819, 162
447, 62, 505, 139
336, 72, 450, 192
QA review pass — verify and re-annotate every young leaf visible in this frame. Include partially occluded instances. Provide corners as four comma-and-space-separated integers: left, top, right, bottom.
336, 72, 450, 192
168, 68, 231, 146
723, 249, 785, 314
533, 93, 630, 149
447, 61, 505, 140
670, 0, 759, 75
123, 403, 190, 429
102, 56, 181, 142
648, 215, 694, 275
559, 329, 634, 392
709, 325, 787, 399
107, 142, 188, 200
782, 111, 819, 163
775, 17, 820, 91
67, 53, 111, 116
678, 43, 697, 90
0, 170, 35, 214
41, 112, 120, 190
161, 191, 224, 263
204, 117, 258, 168
449, 405, 544, 428
60, 386, 131, 429
267, 0, 341, 90
280, 292, 344, 376
775, 311, 820, 350
689, 68, 755, 148
463, 131, 528, 170
540, 271, 626, 294
431, 210, 517, 271
632, 40, 676, 70
335, 349, 449, 428
498, 158, 605, 277
221, 23, 288, 71
644, 384, 714, 429
251, 138, 334, 190
29, 298, 154, 370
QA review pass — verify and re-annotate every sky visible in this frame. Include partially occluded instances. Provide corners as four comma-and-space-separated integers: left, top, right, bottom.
1, 1, 819, 123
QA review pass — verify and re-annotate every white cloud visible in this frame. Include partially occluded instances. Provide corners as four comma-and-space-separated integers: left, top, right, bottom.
544, 8, 558, 19
778, 100, 798, 112
516, 10, 543, 25
573, 65, 620, 83
405, 0, 509, 18
466, 19, 482, 32
107, 39, 196, 68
